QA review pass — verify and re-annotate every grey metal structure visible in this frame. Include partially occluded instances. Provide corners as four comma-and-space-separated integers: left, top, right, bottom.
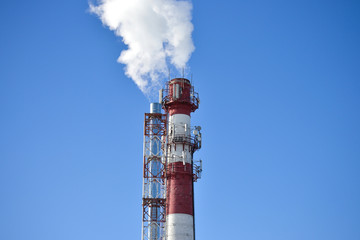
142, 103, 167, 240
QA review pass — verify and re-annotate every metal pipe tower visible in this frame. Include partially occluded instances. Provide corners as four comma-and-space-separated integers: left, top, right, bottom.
142, 104, 167, 240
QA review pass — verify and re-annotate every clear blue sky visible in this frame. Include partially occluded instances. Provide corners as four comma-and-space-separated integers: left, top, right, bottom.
1, 0, 360, 239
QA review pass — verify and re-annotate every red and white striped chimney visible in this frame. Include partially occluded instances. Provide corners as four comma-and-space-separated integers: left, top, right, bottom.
162, 78, 200, 240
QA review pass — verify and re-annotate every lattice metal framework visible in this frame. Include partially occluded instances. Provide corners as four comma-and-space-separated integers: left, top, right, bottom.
142, 113, 167, 240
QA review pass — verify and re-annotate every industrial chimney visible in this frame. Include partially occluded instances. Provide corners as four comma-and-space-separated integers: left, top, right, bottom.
142, 78, 202, 240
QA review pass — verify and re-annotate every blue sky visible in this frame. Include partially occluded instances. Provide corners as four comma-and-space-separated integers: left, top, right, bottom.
1, 0, 360, 239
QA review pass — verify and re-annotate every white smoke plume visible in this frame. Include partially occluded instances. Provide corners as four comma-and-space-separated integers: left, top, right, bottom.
90, 0, 195, 95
